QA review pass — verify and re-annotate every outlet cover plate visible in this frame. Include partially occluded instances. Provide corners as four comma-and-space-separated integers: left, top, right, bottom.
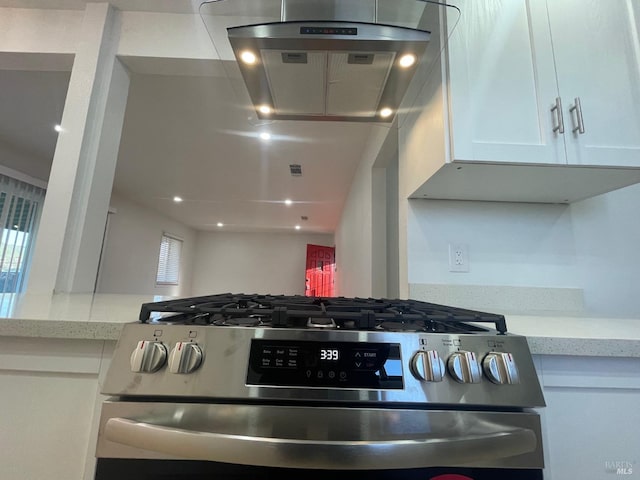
448, 243, 469, 272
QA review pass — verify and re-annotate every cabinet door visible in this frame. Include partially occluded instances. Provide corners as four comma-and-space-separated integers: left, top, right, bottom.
447, 0, 565, 165
537, 356, 640, 480
548, 0, 640, 167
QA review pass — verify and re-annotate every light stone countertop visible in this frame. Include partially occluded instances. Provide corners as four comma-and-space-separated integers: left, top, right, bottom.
504, 314, 640, 358
0, 293, 163, 340
0, 293, 639, 357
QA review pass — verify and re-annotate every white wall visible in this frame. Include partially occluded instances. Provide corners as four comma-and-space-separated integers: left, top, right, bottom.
397, 20, 449, 298
406, 181, 640, 316
118, 11, 222, 60
0, 8, 82, 54
371, 167, 387, 297
407, 199, 579, 287
96, 193, 196, 296
570, 183, 640, 316
191, 231, 333, 296
385, 156, 400, 298
334, 125, 390, 298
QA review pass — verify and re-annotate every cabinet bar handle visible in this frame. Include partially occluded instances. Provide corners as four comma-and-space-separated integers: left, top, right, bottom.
570, 97, 585, 134
551, 97, 564, 134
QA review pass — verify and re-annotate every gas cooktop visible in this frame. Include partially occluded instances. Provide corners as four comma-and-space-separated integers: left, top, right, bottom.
101, 292, 545, 409
140, 293, 508, 334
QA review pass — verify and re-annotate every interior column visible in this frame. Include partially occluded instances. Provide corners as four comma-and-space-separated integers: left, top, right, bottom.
27, 3, 130, 294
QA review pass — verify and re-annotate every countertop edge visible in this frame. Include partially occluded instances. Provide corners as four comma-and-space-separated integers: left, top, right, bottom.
0, 319, 125, 341
526, 336, 640, 358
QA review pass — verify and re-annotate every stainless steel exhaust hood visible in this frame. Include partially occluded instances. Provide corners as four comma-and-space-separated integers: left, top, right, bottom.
225, 1, 431, 122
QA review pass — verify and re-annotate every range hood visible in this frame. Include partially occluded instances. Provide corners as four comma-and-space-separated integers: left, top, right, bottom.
224, 1, 431, 122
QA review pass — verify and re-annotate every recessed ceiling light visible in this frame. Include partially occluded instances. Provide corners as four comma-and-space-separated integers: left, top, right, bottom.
173, 196, 183, 203
295, 225, 301, 230
284, 199, 293, 206
217, 222, 224, 227
380, 108, 393, 118
54, 124, 63, 132
399, 53, 417, 68
240, 50, 257, 65
260, 132, 271, 141
258, 105, 273, 115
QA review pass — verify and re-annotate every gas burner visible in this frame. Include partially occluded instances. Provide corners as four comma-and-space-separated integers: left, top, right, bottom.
223, 300, 268, 310
307, 317, 337, 329
376, 321, 425, 332
213, 316, 270, 327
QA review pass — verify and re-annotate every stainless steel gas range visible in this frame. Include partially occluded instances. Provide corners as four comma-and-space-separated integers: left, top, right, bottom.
95, 294, 545, 480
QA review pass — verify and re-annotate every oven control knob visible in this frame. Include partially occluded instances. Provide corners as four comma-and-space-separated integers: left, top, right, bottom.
447, 351, 481, 383
410, 351, 445, 382
130, 341, 167, 373
483, 352, 520, 384
168, 342, 203, 374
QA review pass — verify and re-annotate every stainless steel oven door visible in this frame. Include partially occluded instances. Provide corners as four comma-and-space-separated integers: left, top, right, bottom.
96, 401, 543, 471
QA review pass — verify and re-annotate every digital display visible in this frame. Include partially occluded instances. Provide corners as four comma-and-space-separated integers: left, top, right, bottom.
300, 26, 358, 36
247, 340, 403, 389
320, 349, 339, 361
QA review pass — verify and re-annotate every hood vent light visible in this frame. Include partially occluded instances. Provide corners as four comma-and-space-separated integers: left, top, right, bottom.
290, 164, 303, 176
228, 21, 430, 122
348, 53, 374, 65
282, 52, 308, 64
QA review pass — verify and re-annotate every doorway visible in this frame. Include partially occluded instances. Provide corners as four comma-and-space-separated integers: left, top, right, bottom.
305, 244, 335, 297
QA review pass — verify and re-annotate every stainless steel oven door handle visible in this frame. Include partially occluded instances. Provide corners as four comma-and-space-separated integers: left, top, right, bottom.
105, 417, 538, 470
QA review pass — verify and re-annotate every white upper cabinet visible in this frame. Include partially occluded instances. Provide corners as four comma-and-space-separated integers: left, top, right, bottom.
547, 0, 640, 167
403, 0, 640, 203
447, 0, 564, 165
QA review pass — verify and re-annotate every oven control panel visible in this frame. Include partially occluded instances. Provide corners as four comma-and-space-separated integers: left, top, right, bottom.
247, 340, 403, 389
103, 324, 546, 408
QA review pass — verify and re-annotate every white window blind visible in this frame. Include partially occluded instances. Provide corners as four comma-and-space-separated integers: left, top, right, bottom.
0, 174, 46, 293
156, 234, 182, 285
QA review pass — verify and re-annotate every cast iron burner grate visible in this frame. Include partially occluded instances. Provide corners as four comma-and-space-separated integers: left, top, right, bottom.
139, 294, 508, 334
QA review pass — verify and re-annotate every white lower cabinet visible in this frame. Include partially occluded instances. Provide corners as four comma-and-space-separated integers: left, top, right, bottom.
535, 355, 640, 479
0, 337, 114, 480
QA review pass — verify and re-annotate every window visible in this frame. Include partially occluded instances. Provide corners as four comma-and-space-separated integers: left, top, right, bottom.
0, 174, 46, 293
156, 234, 182, 285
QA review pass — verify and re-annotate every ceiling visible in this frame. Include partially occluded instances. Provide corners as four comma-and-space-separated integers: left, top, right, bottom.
0, 0, 203, 13
0, 69, 70, 181
114, 71, 375, 233
0, 70, 69, 160
0, 64, 376, 234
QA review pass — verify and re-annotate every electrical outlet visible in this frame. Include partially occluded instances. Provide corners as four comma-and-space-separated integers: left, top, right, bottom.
448, 243, 469, 272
